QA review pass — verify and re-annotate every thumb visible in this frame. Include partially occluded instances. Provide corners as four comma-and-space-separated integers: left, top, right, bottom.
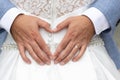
53, 19, 70, 32
38, 19, 52, 32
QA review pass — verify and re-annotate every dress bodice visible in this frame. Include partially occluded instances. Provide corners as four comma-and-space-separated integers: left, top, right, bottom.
1, 1, 120, 80
10, 0, 94, 20
5, 0, 99, 53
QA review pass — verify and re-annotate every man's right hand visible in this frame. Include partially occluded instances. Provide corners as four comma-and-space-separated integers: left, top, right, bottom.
10, 15, 52, 65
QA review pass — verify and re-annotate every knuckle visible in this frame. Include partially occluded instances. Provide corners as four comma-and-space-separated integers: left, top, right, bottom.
43, 22, 50, 27
70, 41, 75, 46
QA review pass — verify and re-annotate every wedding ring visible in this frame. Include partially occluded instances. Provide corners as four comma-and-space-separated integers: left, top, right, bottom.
75, 45, 79, 49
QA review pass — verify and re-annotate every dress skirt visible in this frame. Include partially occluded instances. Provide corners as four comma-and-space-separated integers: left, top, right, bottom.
0, 2, 120, 79
0, 34, 120, 80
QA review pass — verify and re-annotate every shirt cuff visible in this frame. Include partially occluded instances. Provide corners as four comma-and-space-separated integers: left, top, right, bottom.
82, 7, 109, 34
0, 7, 25, 33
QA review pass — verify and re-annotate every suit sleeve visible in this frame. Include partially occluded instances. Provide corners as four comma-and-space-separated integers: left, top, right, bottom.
91, 0, 120, 29
0, 0, 15, 47
0, 0, 15, 19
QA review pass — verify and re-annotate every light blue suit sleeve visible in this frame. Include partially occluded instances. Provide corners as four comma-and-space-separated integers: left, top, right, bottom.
91, 0, 120, 30
0, 0, 15, 19
91, 0, 120, 69
0, 0, 15, 48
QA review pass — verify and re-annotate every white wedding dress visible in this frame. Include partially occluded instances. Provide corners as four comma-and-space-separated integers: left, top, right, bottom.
0, 0, 120, 80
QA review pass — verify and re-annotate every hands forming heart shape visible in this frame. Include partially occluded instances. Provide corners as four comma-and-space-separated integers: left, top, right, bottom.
10, 14, 95, 65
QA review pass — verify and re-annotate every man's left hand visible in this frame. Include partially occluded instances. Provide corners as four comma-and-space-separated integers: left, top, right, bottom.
53, 15, 95, 65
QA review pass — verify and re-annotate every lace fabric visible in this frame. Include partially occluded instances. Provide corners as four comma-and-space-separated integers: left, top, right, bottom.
10, 0, 94, 20
1, 35, 104, 50
1, 1, 120, 80
4, 0, 102, 51
11, 0, 52, 19
56, 0, 94, 18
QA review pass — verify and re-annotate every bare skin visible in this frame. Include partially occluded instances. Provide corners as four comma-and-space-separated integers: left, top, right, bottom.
11, 15, 95, 65
53, 15, 95, 65
10, 15, 52, 65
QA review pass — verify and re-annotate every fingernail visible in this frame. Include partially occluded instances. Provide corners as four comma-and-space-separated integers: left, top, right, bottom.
60, 62, 65, 65
50, 56, 53, 60
72, 59, 76, 62
46, 61, 51, 65
52, 56, 56, 60
53, 28, 57, 32
53, 56, 56, 60
54, 61, 58, 64
27, 61, 31, 64
39, 63, 45, 65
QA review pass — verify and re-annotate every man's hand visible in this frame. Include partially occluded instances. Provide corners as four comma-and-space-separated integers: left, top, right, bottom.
53, 15, 95, 65
10, 15, 52, 65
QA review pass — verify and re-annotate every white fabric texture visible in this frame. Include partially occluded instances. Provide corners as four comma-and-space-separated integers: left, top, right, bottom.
0, 0, 120, 80
0, 35, 120, 80
0, 8, 25, 33
1, 0, 108, 34
82, 7, 109, 34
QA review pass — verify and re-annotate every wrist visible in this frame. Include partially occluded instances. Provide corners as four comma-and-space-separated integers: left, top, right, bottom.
10, 14, 24, 33
0, 8, 25, 33
81, 15, 95, 35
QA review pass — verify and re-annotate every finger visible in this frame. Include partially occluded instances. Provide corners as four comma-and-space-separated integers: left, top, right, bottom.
72, 44, 87, 62
25, 43, 45, 65
40, 50, 51, 65
53, 19, 70, 32
53, 30, 72, 60
30, 40, 51, 65
35, 33, 52, 60
60, 44, 79, 65
53, 34, 70, 60
17, 43, 31, 64
54, 41, 75, 64
38, 19, 52, 32
42, 45, 53, 60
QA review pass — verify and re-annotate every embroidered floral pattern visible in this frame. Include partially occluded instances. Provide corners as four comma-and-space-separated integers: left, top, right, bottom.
11, 0, 52, 19
56, 0, 94, 18
10, 0, 94, 19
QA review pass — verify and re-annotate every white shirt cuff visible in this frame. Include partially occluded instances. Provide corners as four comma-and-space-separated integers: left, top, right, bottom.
82, 7, 109, 34
0, 7, 25, 33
